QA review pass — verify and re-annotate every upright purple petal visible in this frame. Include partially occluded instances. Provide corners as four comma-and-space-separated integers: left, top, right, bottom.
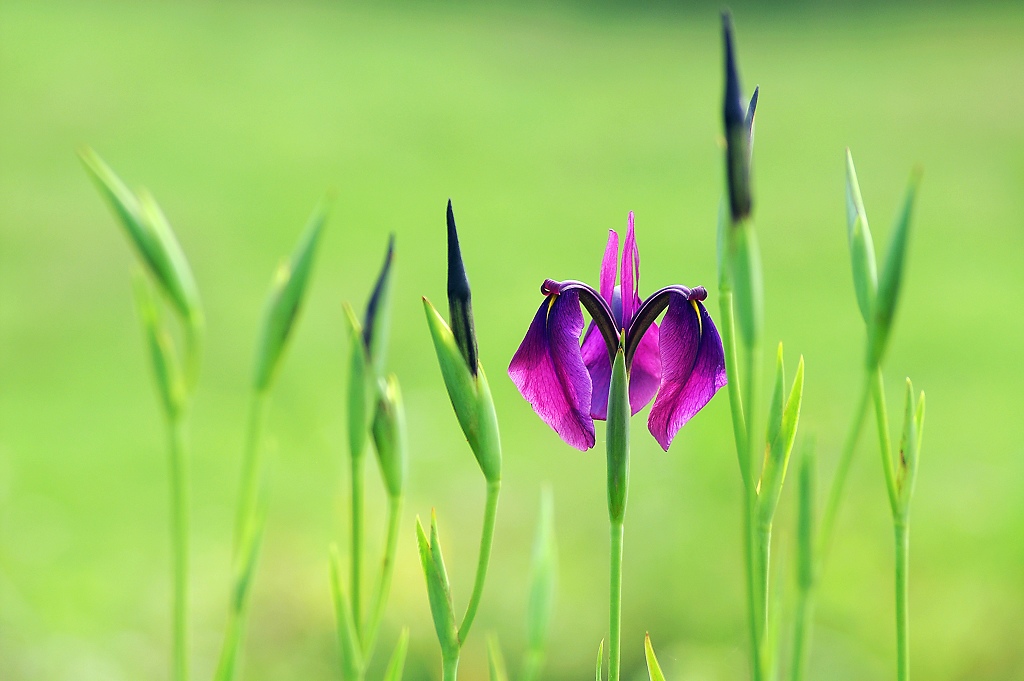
628, 321, 661, 414
598, 230, 619, 303
580, 325, 611, 420
619, 212, 641, 328
509, 292, 596, 451
648, 297, 727, 451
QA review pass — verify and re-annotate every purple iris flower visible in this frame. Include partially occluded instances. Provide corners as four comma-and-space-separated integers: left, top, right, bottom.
508, 212, 727, 451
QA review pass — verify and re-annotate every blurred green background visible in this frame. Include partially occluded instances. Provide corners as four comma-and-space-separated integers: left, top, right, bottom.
1, 1, 1022, 680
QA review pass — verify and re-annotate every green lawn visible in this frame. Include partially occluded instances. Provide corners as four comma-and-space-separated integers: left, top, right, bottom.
1, 2, 1022, 680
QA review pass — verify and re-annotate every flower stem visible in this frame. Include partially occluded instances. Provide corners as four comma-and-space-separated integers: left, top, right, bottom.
233, 390, 270, 551
458, 480, 501, 643
788, 583, 814, 681
869, 367, 899, 515
351, 448, 366, 641
609, 519, 624, 681
442, 653, 460, 681
168, 412, 189, 681
718, 291, 748, 478
894, 521, 910, 681
817, 372, 872, 559
741, 340, 766, 643
362, 494, 403, 662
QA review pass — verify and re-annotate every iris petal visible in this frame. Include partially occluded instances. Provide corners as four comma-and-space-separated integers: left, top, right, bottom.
648, 296, 727, 451
598, 229, 619, 303
580, 325, 611, 420
509, 291, 596, 451
620, 212, 641, 328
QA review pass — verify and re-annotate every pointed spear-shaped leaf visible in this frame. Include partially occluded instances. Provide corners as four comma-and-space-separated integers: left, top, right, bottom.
896, 379, 925, 517
329, 545, 363, 681
644, 633, 667, 681
487, 635, 509, 681
416, 514, 458, 657
845, 150, 878, 325
252, 201, 327, 392
868, 171, 921, 367
382, 628, 409, 681
595, 640, 605, 681
758, 347, 805, 525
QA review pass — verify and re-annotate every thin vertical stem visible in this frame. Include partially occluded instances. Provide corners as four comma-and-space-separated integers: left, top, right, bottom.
719, 291, 748, 478
608, 520, 624, 681
742, 342, 766, 640
758, 520, 772, 631
894, 521, 910, 681
233, 390, 270, 550
742, 492, 762, 681
458, 480, 501, 643
363, 494, 403, 662
351, 449, 365, 640
168, 413, 189, 681
817, 373, 872, 560
442, 653, 460, 681
870, 367, 899, 515
788, 587, 814, 681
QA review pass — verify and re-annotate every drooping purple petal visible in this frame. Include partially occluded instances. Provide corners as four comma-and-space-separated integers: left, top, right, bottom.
628, 320, 661, 414
648, 296, 727, 451
509, 291, 595, 451
620, 212, 641, 328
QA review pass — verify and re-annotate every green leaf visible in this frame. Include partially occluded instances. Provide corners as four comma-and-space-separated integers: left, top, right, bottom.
487, 635, 509, 681
344, 304, 375, 461
526, 486, 557, 652
213, 509, 267, 681
371, 374, 407, 499
595, 639, 604, 681
416, 515, 458, 657
252, 201, 328, 392
644, 633, 667, 681
758, 349, 805, 525
329, 545, 363, 681
868, 170, 921, 367
131, 272, 185, 418
382, 628, 409, 681
606, 343, 630, 524
845, 149, 879, 325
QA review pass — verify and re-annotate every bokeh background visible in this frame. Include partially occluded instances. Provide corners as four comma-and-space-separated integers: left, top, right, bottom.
2, 1, 1022, 680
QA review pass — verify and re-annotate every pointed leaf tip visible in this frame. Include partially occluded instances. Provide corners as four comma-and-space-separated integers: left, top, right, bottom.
644, 633, 667, 681
446, 200, 479, 374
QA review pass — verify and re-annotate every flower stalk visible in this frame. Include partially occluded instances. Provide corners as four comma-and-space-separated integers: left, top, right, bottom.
606, 342, 629, 681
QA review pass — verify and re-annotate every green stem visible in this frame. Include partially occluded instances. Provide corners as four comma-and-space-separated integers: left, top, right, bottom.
895, 521, 910, 681
442, 653, 460, 681
233, 390, 269, 550
351, 449, 366, 641
168, 413, 189, 681
609, 520, 624, 681
788, 584, 814, 681
458, 480, 501, 644
817, 372, 872, 560
362, 494, 403, 662
758, 520, 772, 631
870, 367, 899, 515
742, 492, 763, 681
741, 341, 765, 640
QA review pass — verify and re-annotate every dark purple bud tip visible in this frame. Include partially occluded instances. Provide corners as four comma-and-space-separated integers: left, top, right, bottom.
722, 11, 753, 222
446, 199, 479, 374
363, 233, 395, 354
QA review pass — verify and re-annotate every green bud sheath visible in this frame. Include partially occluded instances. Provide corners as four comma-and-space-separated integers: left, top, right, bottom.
868, 171, 920, 367
845, 149, 879, 325
729, 223, 764, 350
606, 345, 630, 525
363, 235, 395, 380
252, 201, 327, 392
344, 304, 375, 460
372, 374, 407, 499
